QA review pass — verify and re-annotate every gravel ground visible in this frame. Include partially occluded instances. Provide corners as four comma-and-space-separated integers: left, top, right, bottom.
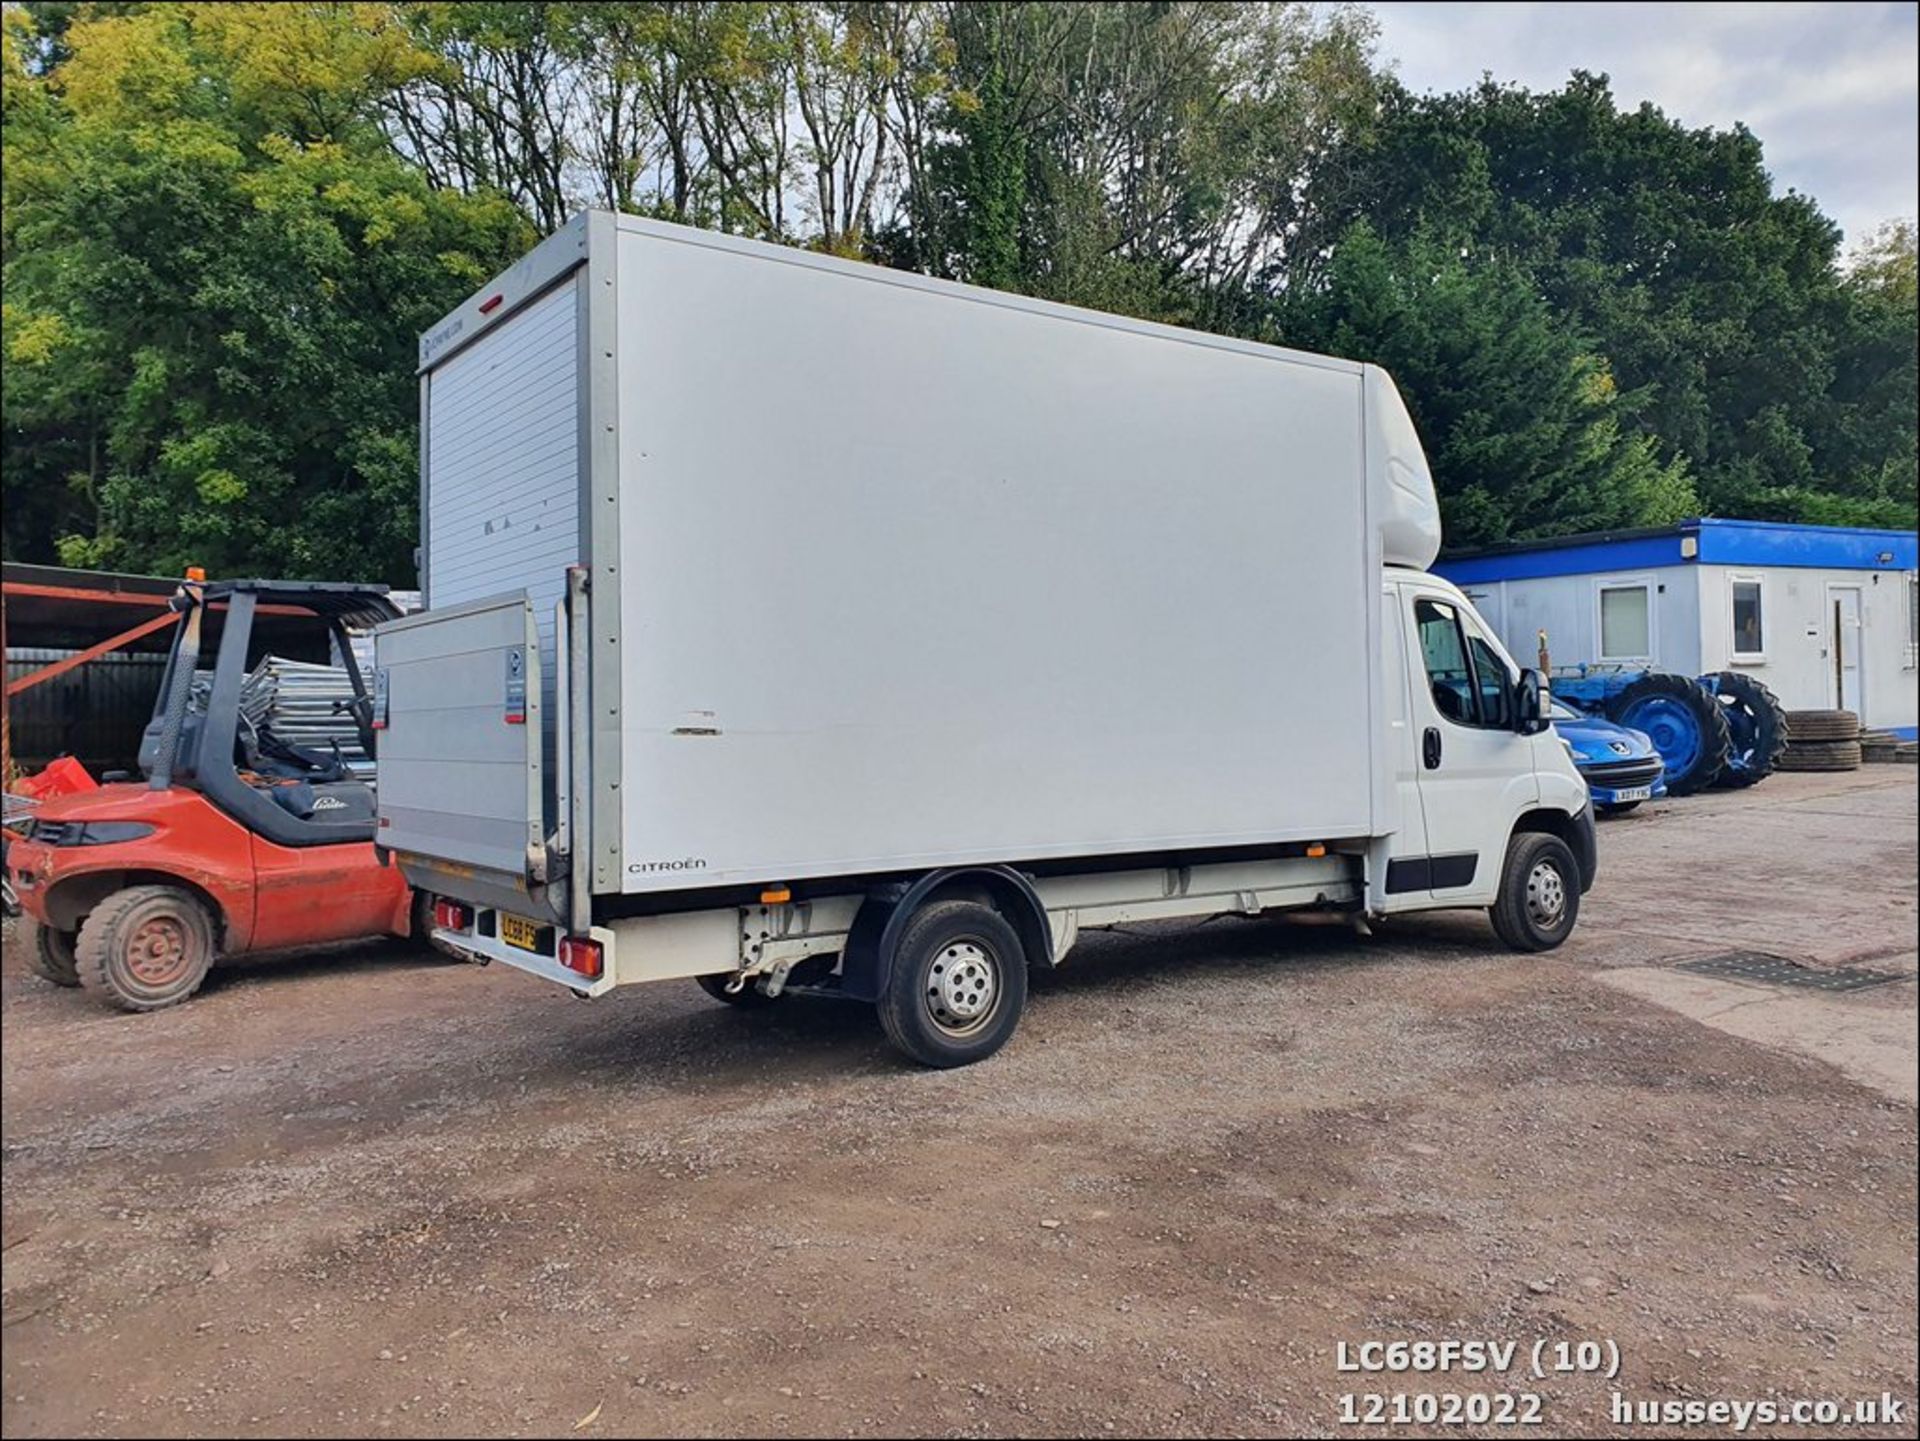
2, 768, 1914, 1438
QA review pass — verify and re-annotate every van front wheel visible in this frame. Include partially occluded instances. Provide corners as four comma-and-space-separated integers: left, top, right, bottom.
1490, 832, 1581, 952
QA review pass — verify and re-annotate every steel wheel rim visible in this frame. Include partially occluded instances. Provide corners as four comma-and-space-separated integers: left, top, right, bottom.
925, 938, 1001, 1037
126, 915, 189, 985
1525, 860, 1567, 928
1624, 697, 1699, 774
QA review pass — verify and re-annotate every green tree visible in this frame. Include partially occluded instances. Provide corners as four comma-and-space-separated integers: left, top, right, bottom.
1279, 223, 1697, 547
2, 2, 530, 579
1312, 73, 1914, 527
1804, 221, 1918, 527
890, 2, 1378, 321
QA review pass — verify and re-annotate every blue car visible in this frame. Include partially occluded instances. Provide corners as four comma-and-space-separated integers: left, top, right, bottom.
1552, 700, 1667, 815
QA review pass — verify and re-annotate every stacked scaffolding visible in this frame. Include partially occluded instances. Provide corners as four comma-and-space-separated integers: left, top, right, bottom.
239, 657, 374, 779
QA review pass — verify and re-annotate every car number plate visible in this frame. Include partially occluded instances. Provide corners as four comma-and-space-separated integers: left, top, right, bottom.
1612, 785, 1652, 803
500, 913, 542, 951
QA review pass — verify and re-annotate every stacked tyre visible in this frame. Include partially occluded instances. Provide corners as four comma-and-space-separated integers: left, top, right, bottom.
1777, 710, 1862, 772
1702, 672, 1789, 788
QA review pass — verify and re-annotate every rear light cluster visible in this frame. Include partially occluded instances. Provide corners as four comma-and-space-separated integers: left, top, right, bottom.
559, 936, 603, 979
433, 899, 471, 932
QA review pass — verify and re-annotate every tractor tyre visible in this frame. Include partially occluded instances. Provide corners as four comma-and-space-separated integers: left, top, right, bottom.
76, 885, 217, 1012
1705, 672, 1789, 787
1606, 674, 1732, 796
26, 920, 81, 987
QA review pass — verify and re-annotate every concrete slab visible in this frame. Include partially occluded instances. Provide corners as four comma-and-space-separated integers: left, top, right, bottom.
1599, 953, 1918, 1105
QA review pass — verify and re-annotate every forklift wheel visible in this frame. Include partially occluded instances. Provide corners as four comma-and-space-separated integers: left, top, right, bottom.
26, 920, 82, 987
76, 885, 217, 1012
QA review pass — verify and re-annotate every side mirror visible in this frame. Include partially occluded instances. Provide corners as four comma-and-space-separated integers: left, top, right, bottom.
1514, 668, 1551, 736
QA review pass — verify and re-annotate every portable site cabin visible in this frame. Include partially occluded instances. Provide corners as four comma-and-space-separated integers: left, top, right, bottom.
1434, 519, 1920, 737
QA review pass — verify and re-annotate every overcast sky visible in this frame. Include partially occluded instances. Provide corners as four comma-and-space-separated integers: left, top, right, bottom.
1366, 1, 1919, 248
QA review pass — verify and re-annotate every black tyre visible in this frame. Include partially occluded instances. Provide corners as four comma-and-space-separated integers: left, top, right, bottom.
75, 885, 217, 1012
1705, 672, 1788, 787
26, 920, 81, 987
1606, 673, 1731, 795
1596, 800, 1641, 816
695, 972, 783, 1007
1777, 740, 1863, 772
877, 900, 1028, 1068
1489, 832, 1581, 953
1784, 709, 1859, 742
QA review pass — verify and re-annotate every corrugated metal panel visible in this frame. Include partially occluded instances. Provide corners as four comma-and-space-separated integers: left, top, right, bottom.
5, 649, 166, 775
425, 278, 580, 718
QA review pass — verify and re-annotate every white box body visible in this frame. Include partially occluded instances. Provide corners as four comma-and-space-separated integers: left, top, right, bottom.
399, 213, 1444, 900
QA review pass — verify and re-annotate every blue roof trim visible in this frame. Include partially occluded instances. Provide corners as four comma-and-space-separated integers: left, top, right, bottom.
1692, 518, 1916, 570
1437, 533, 1687, 583
1436, 519, 1917, 583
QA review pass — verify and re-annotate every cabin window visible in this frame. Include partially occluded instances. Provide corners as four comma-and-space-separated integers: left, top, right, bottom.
1730, 575, 1765, 659
1597, 582, 1653, 662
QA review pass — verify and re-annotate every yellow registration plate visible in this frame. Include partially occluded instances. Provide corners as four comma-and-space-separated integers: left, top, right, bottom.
500, 913, 542, 952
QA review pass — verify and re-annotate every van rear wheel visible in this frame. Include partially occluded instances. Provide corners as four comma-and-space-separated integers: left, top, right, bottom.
877, 900, 1028, 1068
1489, 833, 1581, 952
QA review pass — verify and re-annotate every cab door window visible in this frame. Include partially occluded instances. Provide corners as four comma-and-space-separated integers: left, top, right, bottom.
1415, 599, 1476, 724
1468, 632, 1513, 728
1415, 598, 1513, 730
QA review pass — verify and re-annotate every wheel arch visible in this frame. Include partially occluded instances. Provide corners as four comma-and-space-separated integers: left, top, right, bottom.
1511, 806, 1597, 894
841, 865, 1052, 1004
41, 868, 234, 947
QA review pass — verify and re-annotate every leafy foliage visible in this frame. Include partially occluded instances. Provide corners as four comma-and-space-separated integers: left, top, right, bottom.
2, 3, 1913, 584
3, 2, 530, 579
1307, 74, 1915, 529
1277, 223, 1697, 547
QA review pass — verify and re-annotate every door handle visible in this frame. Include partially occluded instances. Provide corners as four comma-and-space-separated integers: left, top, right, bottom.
1423, 727, 1442, 770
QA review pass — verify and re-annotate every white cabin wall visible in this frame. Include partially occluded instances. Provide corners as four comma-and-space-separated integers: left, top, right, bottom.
1456, 565, 1697, 675
1698, 564, 1919, 729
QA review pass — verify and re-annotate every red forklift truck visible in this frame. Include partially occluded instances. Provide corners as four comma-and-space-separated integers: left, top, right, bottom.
6, 578, 438, 1010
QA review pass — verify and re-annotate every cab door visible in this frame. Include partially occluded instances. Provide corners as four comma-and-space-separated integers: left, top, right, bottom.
1396, 586, 1539, 901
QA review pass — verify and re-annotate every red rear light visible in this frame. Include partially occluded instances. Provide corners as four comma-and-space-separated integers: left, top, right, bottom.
433, 899, 471, 932
559, 936, 602, 979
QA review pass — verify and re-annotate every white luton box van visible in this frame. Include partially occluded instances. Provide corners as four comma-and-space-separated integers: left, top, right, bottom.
376, 211, 1595, 1067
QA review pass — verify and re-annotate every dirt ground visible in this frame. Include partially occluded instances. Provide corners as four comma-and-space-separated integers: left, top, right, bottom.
3, 769, 1915, 1439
